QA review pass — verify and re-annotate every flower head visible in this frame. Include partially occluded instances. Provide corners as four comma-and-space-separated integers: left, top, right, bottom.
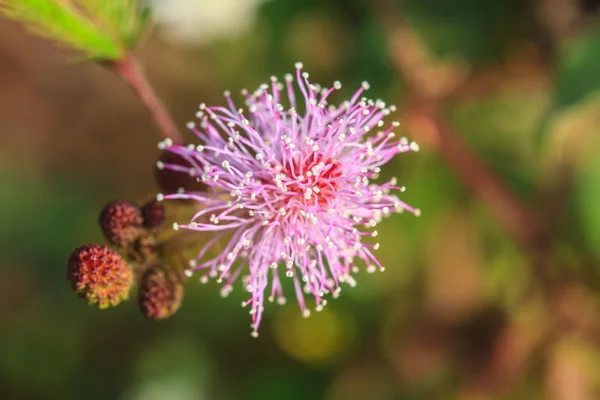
99, 200, 143, 248
141, 199, 166, 229
155, 150, 208, 194
138, 266, 184, 320
67, 244, 133, 308
158, 63, 420, 336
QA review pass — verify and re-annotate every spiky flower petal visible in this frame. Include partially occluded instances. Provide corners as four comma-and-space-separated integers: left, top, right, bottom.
67, 244, 133, 308
159, 64, 420, 336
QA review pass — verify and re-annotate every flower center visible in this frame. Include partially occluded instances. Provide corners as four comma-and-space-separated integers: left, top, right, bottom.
280, 152, 342, 207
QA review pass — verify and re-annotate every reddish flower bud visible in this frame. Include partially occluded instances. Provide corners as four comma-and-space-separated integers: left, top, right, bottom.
154, 150, 207, 194
67, 244, 132, 308
141, 199, 165, 229
128, 234, 158, 264
138, 266, 184, 320
99, 200, 143, 248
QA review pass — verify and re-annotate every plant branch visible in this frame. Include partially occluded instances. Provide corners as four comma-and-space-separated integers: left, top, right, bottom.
407, 105, 545, 250
111, 53, 183, 145
379, 10, 545, 251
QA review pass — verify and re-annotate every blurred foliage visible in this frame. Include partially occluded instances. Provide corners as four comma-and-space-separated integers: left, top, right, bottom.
402, 0, 534, 63
0, 0, 150, 60
2, 0, 600, 399
554, 22, 600, 111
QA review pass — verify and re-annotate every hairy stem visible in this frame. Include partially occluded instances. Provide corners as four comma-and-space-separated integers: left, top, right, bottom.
111, 53, 183, 145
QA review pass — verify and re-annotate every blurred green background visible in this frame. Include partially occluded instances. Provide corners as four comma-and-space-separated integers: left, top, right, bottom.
2, 0, 600, 399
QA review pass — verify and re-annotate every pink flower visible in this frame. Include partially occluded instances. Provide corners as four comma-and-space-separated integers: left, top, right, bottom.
157, 63, 420, 336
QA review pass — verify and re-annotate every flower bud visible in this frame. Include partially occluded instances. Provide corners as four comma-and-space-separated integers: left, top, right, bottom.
128, 234, 158, 264
138, 266, 184, 320
99, 200, 143, 248
141, 199, 165, 229
67, 244, 132, 308
154, 151, 207, 194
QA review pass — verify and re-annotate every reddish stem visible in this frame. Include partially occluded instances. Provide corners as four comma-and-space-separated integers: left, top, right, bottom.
409, 105, 544, 250
112, 54, 183, 145
376, 7, 545, 251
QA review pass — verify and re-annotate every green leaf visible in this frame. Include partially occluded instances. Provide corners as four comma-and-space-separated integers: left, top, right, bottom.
554, 24, 600, 111
575, 135, 600, 256
128, 5, 152, 47
536, 24, 600, 148
0, 0, 151, 61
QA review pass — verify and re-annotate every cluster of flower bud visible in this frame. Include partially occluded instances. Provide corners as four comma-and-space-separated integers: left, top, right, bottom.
67, 196, 185, 320
99, 199, 165, 248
